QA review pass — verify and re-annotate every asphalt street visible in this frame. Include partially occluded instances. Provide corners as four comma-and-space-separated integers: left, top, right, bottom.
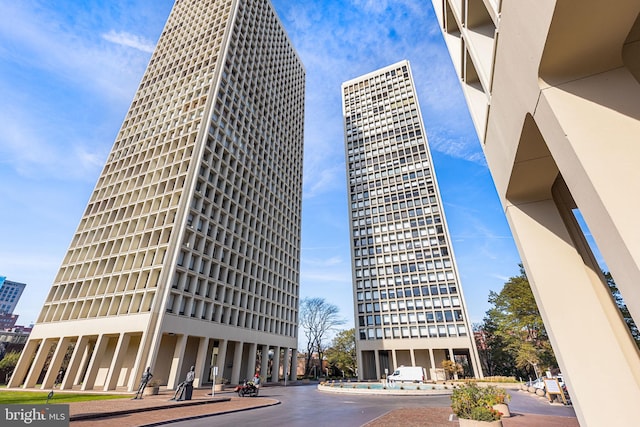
165, 384, 576, 427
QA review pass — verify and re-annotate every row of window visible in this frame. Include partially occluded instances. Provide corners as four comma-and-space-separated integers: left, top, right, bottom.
359, 323, 468, 340
359, 309, 464, 326
358, 290, 461, 304
165, 292, 296, 337
344, 67, 409, 99
39, 290, 156, 323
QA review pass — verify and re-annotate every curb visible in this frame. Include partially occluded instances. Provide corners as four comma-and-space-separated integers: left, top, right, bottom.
139, 399, 281, 427
70, 397, 232, 421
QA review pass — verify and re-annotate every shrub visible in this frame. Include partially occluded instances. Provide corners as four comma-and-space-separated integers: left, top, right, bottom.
450, 382, 510, 421
470, 406, 502, 422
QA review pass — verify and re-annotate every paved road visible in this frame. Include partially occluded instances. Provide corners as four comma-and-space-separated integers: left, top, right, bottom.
165, 384, 576, 427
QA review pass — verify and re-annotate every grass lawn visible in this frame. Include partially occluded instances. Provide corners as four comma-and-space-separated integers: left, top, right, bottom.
0, 390, 127, 405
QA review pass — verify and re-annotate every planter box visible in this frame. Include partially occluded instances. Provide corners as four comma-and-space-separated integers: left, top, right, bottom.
143, 385, 160, 396
459, 419, 502, 427
492, 403, 510, 418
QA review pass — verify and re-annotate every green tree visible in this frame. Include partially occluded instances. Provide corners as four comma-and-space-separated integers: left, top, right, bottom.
441, 360, 463, 380
479, 265, 556, 378
473, 319, 515, 377
325, 328, 357, 377
0, 351, 21, 384
605, 271, 640, 348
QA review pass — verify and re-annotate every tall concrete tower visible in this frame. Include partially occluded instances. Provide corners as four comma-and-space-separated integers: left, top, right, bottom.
342, 60, 481, 381
0, 277, 26, 315
10, 0, 304, 392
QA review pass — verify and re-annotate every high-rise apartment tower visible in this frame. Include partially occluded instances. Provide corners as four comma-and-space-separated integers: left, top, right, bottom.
342, 61, 481, 381
0, 277, 26, 315
431, 0, 640, 424
10, 0, 304, 392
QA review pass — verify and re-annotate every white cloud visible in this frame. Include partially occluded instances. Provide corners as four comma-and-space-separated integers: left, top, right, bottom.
0, 2, 153, 102
0, 3, 159, 181
303, 162, 345, 199
102, 30, 156, 53
428, 132, 486, 165
302, 255, 344, 267
350, 0, 425, 16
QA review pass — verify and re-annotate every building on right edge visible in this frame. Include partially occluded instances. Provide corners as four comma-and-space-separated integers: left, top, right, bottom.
342, 61, 482, 382
430, 1, 640, 425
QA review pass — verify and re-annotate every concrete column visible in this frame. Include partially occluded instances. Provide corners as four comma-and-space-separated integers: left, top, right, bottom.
467, 335, 485, 379
356, 348, 363, 380
41, 336, 74, 389
260, 344, 269, 376
167, 334, 187, 389
246, 342, 258, 379
216, 339, 228, 382
289, 348, 297, 381
104, 333, 131, 391
428, 349, 436, 381
391, 349, 398, 371
8, 339, 40, 388
128, 331, 153, 392
373, 350, 380, 379
282, 348, 290, 383
536, 70, 640, 328
271, 346, 280, 382
82, 334, 110, 390
410, 348, 416, 367
230, 341, 243, 384
193, 337, 209, 387
24, 338, 57, 388
62, 336, 91, 390
506, 197, 640, 427
74, 339, 94, 387
448, 348, 458, 380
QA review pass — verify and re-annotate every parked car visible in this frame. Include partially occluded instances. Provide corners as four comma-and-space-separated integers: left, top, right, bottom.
526, 377, 546, 390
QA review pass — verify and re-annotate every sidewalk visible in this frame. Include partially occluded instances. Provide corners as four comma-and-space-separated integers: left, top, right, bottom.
366, 408, 579, 427
68, 388, 278, 427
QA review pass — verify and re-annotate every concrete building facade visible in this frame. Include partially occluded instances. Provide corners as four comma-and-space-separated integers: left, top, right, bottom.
10, 0, 304, 392
0, 277, 26, 315
430, 0, 640, 425
342, 61, 482, 382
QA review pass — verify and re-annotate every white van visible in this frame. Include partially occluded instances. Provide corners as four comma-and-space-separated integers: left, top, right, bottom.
387, 366, 427, 383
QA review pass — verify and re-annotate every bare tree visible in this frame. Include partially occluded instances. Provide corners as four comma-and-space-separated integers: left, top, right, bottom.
299, 297, 345, 377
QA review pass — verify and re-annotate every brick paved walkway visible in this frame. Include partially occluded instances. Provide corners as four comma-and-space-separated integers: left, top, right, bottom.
365, 408, 580, 427
68, 389, 276, 427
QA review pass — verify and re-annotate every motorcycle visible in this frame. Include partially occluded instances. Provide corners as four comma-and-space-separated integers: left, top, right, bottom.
235, 379, 259, 397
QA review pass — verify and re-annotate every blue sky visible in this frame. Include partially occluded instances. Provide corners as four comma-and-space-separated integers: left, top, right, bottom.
0, 0, 521, 329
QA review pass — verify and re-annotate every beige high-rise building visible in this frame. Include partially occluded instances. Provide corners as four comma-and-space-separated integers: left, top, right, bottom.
431, 0, 640, 425
10, 0, 304, 392
342, 61, 482, 381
